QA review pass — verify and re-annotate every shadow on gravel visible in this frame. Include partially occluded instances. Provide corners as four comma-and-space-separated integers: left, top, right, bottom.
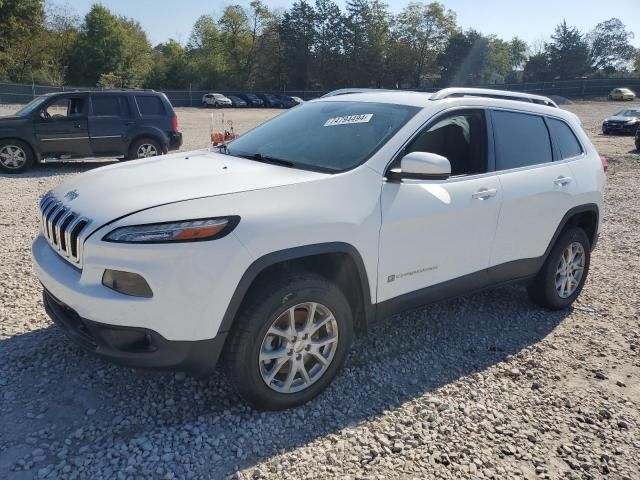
0, 284, 569, 477
0, 160, 117, 179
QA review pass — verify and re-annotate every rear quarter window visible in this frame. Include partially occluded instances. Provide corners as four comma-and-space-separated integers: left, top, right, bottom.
492, 110, 553, 170
136, 96, 166, 116
547, 118, 583, 159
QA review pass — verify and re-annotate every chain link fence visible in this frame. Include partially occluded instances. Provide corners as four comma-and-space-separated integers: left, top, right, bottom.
1, 78, 638, 107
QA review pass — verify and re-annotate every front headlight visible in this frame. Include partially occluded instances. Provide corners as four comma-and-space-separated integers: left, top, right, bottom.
103, 216, 240, 243
625, 119, 638, 125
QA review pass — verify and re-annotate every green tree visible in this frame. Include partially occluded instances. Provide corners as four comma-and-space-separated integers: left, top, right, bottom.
38, 2, 80, 85
394, 2, 457, 87
523, 52, 552, 82
186, 15, 223, 88
439, 29, 487, 85
145, 40, 192, 90
0, 0, 46, 81
546, 20, 590, 80
588, 18, 636, 73
312, 0, 345, 89
281, 1, 317, 89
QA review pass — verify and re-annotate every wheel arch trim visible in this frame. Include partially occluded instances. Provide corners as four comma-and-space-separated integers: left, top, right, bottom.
544, 203, 600, 257
218, 242, 374, 335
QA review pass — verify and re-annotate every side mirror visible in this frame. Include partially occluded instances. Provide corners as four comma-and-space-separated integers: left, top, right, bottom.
387, 151, 451, 181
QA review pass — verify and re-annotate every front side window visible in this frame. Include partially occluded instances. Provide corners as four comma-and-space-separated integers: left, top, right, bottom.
402, 109, 487, 176
91, 96, 130, 117
492, 110, 552, 170
40, 96, 86, 120
547, 118, 582, 159
226, 101, 419, 172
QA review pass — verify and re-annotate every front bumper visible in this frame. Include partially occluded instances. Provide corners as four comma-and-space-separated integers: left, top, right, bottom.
43, 288, 225, 375
603, 123, 638, 134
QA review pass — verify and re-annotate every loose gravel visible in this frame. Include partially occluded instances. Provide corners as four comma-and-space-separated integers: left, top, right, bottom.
1, 101, 639, 479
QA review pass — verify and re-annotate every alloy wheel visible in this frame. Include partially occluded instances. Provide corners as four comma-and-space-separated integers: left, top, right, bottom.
136, 143, 158, 158
0, 145, 27, 169
555, 241, 585, 298
259, 302, 339, 394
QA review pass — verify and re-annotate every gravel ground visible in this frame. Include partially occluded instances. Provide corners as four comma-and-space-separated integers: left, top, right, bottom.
0, 100, 639, 479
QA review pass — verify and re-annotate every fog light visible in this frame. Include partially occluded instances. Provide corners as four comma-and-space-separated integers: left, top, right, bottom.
102, 269, 153, 298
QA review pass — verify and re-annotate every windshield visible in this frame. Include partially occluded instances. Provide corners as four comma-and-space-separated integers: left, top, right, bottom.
226, 101, 419, 172
14, 96, 49, 116
615, 110, 640, 117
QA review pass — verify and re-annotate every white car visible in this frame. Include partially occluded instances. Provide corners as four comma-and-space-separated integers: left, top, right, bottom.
32, 88, 606, 410
202, 93, 232, 108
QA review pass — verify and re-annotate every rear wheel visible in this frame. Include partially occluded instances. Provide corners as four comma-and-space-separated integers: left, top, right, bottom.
527, 226, 591, 310
0, 139, 34, 173
128, 138, 162, 160
226, 272, 353, 410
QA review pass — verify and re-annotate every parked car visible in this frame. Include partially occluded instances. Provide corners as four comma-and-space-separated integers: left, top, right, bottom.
256, 93, 284, 108
608, 88, 636, 101
276, 95, 299, 109
0, 90, 181, 173
202, 93, 233, 108
290, 96, 305, 105
636, 128, 640, 151
234, 93, 265, 108
227, 95, 248, 108
602, 109, 640, 135
33, 88, 605, 410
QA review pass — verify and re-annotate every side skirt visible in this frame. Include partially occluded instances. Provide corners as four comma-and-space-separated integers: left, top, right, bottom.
373, 257, 543, 323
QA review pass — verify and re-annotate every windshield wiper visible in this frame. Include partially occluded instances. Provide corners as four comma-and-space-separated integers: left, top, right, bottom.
234, 152, 295, 168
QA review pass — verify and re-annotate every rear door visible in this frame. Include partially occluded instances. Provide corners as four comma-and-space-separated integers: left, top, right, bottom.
490, 109, 578, 268
88, 95, 135, 156
33, 95, 92, 157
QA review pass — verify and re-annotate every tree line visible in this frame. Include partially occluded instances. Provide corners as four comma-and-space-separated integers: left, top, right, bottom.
0, 0, 638, 91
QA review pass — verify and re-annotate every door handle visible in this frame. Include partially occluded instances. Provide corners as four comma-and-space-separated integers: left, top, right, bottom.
554, 176, 573, 186
472, 188, 497, 200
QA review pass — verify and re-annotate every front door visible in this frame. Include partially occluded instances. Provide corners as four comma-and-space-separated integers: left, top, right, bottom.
377, 109, 502, 304
88, 95, 136, 156
34, 95, 92, 157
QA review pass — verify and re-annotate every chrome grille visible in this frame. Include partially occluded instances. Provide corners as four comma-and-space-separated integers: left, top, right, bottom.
39, 193, 90, 266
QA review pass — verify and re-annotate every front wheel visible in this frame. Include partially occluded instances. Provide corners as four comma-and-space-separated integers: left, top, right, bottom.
0, 139, 34, 173
226, 272, 353, 410
527, 226, 591, 310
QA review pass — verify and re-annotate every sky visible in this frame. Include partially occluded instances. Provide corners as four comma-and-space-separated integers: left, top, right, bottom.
63, 0, 640, 48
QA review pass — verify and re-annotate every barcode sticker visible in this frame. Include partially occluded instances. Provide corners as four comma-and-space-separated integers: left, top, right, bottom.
324, 114, 373, 127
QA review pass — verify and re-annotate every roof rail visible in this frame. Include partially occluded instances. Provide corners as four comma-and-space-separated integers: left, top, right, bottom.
430, 88, 558, 108
321, 88, 398, 98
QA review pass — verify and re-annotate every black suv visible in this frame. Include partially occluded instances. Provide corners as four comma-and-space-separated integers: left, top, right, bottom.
0, 90, 182, 173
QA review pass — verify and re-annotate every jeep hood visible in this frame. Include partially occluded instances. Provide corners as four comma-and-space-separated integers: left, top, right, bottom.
48, 150, 329, 227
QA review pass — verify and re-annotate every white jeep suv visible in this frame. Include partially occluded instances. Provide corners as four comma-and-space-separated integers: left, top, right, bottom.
32, 88, 606, 410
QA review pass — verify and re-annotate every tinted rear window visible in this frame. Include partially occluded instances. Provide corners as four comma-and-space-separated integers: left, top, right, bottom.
136, 96, 165, 116
492, 110, 553, 170
547, 118, 582, 159
92, 96, 129, 116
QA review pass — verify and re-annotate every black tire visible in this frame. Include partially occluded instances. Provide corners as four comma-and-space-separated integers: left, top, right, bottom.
602, 128, 609, 135
225, 271, 353, 410
127, 137, 163, 160
527, 226, 591, 310
0, 139, 35, 173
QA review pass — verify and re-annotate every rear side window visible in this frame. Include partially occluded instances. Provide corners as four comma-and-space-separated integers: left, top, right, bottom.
547, 118, 583, 159
136, 96, 165, 116
492, 110, 552, 170
91, 96, 130, 117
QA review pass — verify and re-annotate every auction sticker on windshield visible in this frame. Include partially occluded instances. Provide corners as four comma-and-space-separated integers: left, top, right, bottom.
324, 114, 373, 127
